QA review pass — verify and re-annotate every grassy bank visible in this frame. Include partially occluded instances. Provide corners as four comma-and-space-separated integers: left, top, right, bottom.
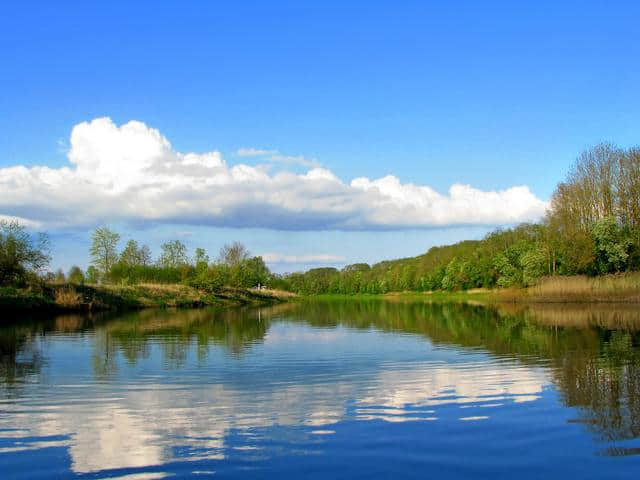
295, 273, 640, 304
300, 290, 493, 303
0, 283, 292, 314
497, 272, 640, 303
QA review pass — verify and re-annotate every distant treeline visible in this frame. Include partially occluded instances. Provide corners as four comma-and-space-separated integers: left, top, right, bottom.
52, 235, 271, 292
277, 143, 640, 294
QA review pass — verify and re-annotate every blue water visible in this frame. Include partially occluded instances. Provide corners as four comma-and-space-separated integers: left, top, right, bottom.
1, 301, 639, 478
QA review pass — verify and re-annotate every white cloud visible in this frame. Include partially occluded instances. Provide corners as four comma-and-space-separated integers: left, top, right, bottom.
0, 214, 42, 228
235, 147, 277, 157
0, 117, 549, 230
268, 154, 321, 168
260, 253, 346, 265
236, 147, 321, 168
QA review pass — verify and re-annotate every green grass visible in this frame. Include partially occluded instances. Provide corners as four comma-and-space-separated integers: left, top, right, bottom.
293, 274, 640, 304
0, 283, 288, 314
299, 290, 492, 303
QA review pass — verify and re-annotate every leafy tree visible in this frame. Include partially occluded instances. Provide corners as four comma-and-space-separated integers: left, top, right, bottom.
520, 248, 547, 286
190, 264, 229, 292
194, 247, 209, 271
441, 258, 463, 290
86, 265, 100, 284
158, 240, 188, 268
68, 265, 85, 284
120, 239, 142, 266
592, 217, 632, 273
0, 220, 50, 286
90, 227, 120, 276
493, 253, 519, 288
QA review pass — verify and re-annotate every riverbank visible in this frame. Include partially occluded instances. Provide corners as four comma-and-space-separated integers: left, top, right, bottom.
295, 273, 640, 304
496, 273, 640, 303
0, 283, 292, 314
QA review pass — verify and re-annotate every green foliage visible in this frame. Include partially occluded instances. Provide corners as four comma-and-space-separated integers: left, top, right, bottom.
194, 247, 209, 270
441, 258, 464, 291
231, 256, 270, 288
158, 240, 188, 268
520, 248, 547, 286
109, 264, 186, 285
86, 266, 100, 284
592, 217, 632, 273
90, 227, 120, 276
54, 269, 66, 283
189, 264, 229, 292
120, 240, 143, 266
68, 265, 85, 284
0, 220, 50, 286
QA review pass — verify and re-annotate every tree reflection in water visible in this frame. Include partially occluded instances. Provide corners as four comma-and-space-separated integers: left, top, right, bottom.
1, 300, 639, 443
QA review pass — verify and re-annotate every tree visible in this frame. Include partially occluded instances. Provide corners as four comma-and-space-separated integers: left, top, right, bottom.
441, 258, 463, 290
158, 240, 188, 268
194, 247, 209, 267
218, 242, 250, 267
592, 216, 632, 274
0, 220, 50, 285
493, 253, 519, 288
139, 245, 152, 266
242, 256, 270, 287
90, 227, 120, 277
54, 268, 66, 283
120, 239, 141, 266
86, 266, 100, 284
520, 248, 547, 286
68, 265, 85, 284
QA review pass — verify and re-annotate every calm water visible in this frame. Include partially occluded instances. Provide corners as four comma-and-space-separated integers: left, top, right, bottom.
1, 300, 639, 479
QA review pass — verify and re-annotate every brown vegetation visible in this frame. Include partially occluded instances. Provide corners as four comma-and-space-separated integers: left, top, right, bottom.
497, 272, 640, 303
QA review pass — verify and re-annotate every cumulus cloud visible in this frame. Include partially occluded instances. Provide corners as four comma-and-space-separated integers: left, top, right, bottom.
0, 117, 548, 230
260, 253, 346, 265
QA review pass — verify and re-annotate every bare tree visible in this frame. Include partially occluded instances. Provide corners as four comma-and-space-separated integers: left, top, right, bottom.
217, 242, 250, 267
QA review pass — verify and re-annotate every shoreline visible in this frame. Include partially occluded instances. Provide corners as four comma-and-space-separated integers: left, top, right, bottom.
0, 283, 291, 315
3, 273, 640, 316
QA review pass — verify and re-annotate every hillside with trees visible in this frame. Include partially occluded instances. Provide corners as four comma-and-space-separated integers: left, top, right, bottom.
278, 143, 640, 294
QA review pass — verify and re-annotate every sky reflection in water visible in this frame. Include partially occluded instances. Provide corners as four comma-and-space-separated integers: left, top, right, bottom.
1, 300, 639, 479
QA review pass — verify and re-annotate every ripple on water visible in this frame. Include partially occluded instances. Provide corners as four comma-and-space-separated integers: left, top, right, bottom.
1, 303, 639, 479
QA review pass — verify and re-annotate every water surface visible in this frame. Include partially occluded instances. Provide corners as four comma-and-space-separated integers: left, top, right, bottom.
1, 300, 639, 478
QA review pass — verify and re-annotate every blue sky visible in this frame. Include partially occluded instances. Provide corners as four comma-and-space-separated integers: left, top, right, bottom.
1, 1, 639, 272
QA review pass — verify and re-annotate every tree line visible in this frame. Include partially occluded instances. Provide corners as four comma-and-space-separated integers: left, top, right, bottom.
79, 230, 272, 291
278, 143, 640, 294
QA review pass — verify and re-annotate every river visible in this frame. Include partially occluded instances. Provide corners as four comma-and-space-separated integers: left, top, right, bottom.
1, 299, 639, 478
